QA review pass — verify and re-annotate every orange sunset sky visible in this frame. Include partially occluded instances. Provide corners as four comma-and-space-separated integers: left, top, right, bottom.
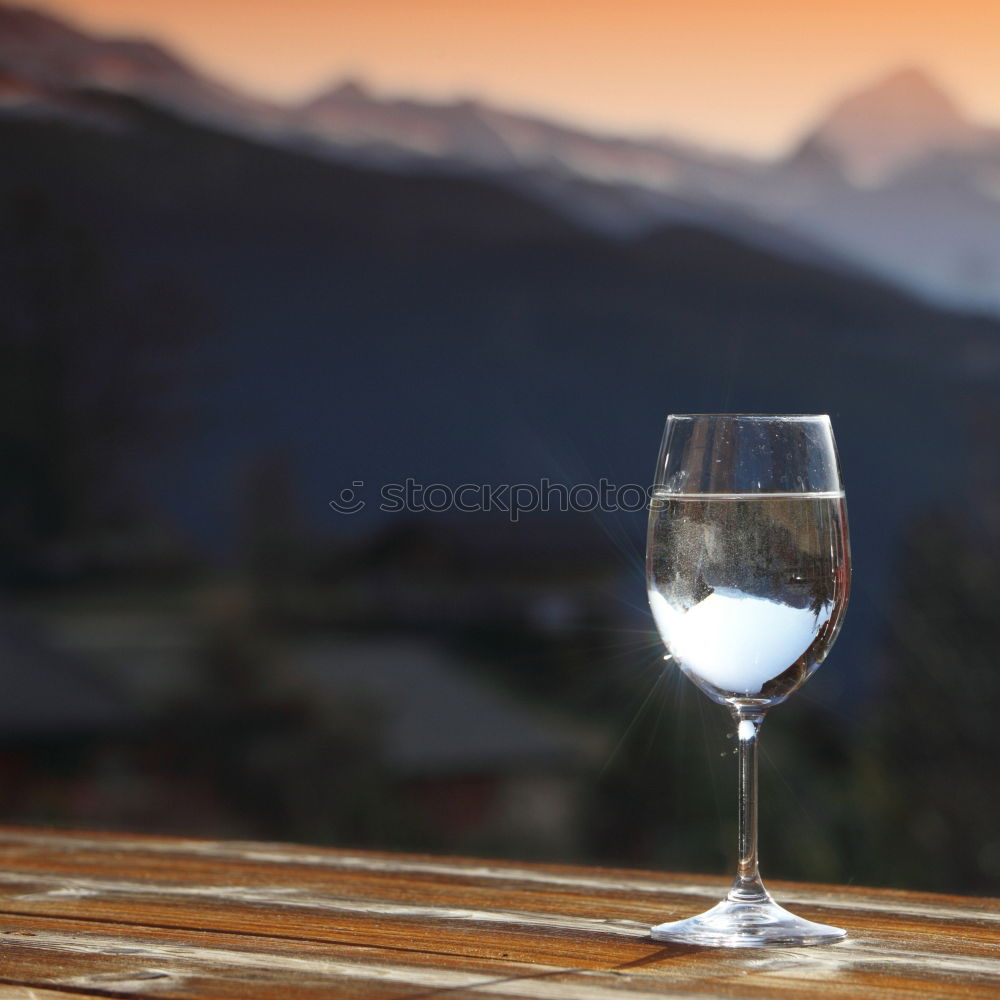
31, 0, 1000, 155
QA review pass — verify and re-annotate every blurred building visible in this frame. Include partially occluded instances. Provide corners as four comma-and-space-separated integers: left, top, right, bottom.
292, 635, 596, 854
0, 603, 130, 824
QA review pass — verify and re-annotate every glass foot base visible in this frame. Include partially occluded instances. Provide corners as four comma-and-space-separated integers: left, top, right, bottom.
650, 895, 846, 948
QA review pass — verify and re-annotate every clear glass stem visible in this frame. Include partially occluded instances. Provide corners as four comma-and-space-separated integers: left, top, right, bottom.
648, 701, 846, 944
729, 707, 769, 903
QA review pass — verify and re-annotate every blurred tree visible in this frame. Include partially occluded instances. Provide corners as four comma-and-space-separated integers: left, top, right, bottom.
0, 189, 207, 583
240, 453, 312, 620
149, 586, 411, 845
859, 505, 1000, 893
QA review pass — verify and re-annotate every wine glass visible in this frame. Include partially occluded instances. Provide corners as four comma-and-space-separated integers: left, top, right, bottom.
646, 414, 850, 947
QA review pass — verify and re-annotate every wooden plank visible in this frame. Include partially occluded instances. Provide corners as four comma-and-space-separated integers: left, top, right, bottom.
0, 829, 992, 999
0, 914, 994, 1000
0, 989, 99, 1000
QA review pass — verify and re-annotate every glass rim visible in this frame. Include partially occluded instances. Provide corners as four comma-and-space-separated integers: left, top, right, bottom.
665, 413, 831, 421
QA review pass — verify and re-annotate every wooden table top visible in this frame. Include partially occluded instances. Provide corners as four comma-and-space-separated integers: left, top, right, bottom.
0, 827, 995, 998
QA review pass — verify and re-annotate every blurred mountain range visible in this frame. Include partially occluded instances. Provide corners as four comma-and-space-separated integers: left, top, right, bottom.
3, 1, 1000, 700
0, 2, 282, 126
4, 3, 1000, 312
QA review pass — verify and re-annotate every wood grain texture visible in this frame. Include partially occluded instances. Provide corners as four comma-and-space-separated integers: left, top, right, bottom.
0, 828, 993, 998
